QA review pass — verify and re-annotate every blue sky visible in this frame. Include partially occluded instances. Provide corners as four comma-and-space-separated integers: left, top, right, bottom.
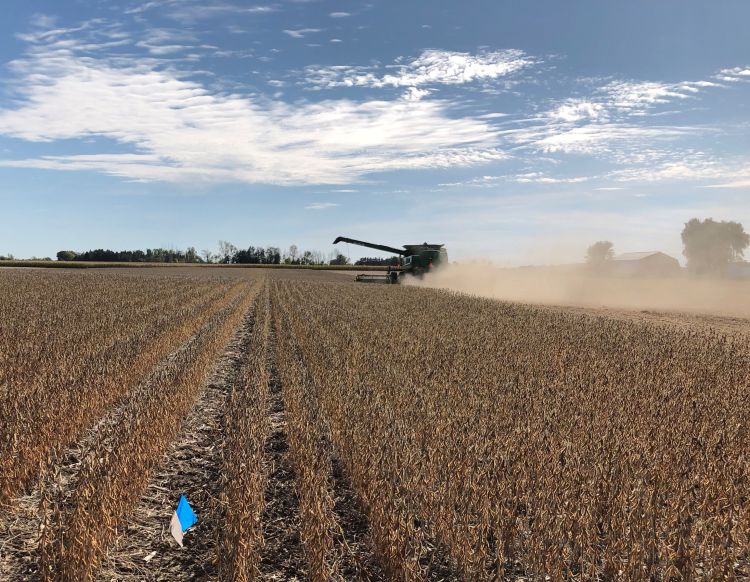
0, 0, 748, 262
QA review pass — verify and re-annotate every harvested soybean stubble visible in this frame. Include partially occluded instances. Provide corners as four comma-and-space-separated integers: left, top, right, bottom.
0, 267, 748, 580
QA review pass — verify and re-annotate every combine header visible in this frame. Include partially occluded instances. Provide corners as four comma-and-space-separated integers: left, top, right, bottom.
333, 236, 448, 284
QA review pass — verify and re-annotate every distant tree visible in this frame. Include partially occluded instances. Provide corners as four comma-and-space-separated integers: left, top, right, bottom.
235, 245, 267, 264
201, 249, 214, 263
330, 253, 350, 266
217, 240, 237, 264
56, 250, 77, 261
185, 246, 200, 263
286, 244, 299, 265
585, 241, 614, 270
266, 246, 281, 264
682, 218, 749, 275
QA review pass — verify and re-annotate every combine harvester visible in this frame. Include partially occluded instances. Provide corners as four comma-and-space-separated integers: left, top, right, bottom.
333, 236, 448, 284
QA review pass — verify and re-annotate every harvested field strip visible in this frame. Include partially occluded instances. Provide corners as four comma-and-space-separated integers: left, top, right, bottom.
1, 276, 243, 503
274, 291, 341, 582
218, 281, 271, 581
44, 281, 260, 581
277, 280, 750, 580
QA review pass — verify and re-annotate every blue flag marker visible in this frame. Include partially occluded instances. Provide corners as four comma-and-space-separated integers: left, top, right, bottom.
170, 495, 197, 547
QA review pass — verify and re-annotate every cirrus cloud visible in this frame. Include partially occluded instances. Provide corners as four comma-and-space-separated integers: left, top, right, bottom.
0, 39, 507, 185
304, 49, 536, 89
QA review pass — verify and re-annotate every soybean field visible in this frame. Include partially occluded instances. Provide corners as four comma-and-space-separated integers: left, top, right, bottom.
0, 267, 748, 581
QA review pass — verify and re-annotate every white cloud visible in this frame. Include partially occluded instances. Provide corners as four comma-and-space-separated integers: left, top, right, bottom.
438, 175, 502, 187
402, 87, 431, 101
533, 124, 693, 155
607, 155, 750, 186
438, 173, 590, 188
537, 74, 729, 134
136, 43, 191, 55
513, 172, 590, 184
599, 81, 695, 113
548, 100, 607, 123
305, 49, 535, 89
283, 28, 321, 39
705, 179, 750, 188
135, 28, 196, 56
0, 43, 506, 185
305, 202, 340, 210
329, 12, 350, 18
125, 1, 180, 15
163, 3, 276, 22
716, 66, 750, 82
29, 14, 58, 29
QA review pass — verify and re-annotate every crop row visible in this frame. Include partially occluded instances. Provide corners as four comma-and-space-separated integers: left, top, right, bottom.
40, 279, 261, 580
0, 270, 243, 503
273, 284, 342, 581
218, 282, 271, 581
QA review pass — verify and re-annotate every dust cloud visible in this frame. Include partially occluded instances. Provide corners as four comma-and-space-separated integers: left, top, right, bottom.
406, 263, 750, 318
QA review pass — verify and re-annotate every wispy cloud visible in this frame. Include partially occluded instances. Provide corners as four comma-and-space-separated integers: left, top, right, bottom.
597, 80, 711, 115
548, 100, 607, 123
329, 12, 350, 18
0, 35, 506, 185
135, 28, 196, 55
716, 66, 750, 82
532, 124, 694, 155
438, 175, 502, 188
305, 202, 339, 210
127, 1, 276, 22
4, 16, 749, 195
513, 172, 590, 184
283, 28, 321, 39
605, 154, 750, 187
438, 172, 590, 188
705, 179, 750, 188
305, 49, 536, 89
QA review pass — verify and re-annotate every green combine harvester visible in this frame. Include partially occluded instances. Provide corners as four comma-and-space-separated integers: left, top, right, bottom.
333, 236, 448, 284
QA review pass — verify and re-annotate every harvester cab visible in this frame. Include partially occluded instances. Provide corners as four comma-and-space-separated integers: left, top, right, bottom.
332, 236, 448, 284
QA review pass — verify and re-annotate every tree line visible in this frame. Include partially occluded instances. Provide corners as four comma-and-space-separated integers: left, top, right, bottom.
56, 248, 201, 263
52, 241, 397, 266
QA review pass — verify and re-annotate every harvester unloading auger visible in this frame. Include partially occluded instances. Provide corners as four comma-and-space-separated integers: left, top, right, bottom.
333, 236, 448, 284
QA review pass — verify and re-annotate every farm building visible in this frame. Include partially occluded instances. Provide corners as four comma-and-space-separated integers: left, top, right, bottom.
611, 251, 681, 277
